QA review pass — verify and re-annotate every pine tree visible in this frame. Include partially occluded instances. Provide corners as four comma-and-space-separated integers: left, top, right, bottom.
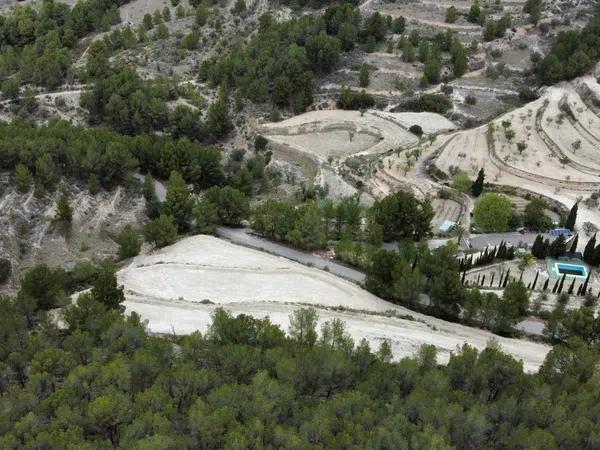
206, 90, 233, 139
564, 202, 578, 231
471, 168, 485, 197
55, 194, 73, 223
91, 262, 125, 311
569, 234, 579, 253
163, 170, 192, 232
116, 225, 141, 260
583, 234, 596, 264
359, 63, 370, 88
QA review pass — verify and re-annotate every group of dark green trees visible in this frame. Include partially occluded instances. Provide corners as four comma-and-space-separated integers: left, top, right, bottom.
200, 6, 394, 112
583, 233, 600, 267
82, 53, 233, 141
251, 191, 433, 250
0, 120, 225, 196
536, 2, 600, 84
4, 283, 600, 448
142, 169, 250, 249
0, 0, 127, 91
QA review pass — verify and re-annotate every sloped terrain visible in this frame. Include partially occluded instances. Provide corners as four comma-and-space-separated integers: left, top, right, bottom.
119, 234, 550, 371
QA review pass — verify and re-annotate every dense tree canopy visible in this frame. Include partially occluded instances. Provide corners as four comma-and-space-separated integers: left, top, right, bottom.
371, 191, 434, 241
200, 7, 390, 112
473, 193, 514, 232
0, 0, 129, 89
2, 284, 600, 449
0, 119, 224, 191
537, 5, 600, 84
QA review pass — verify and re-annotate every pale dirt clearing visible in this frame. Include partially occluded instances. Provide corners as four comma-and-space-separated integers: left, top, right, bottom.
119, 235, 550, 371
120, 0, 190, 25
261, 110, 454, 163
119, 235, 392, 309
125, 296, 549, 373
371, 111, 457, 135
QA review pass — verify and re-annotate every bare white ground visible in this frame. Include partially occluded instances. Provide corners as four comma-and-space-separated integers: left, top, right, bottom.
261, 110, 454, 162
119, 235, 550, 371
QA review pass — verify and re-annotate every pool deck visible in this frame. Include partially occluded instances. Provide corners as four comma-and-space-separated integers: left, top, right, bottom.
545, 257, 589, 280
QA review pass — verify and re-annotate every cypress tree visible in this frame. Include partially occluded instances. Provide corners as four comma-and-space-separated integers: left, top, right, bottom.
593, 245, 600, 266
498, 270, 504, 287
543, 278, 549, 291
503, 269, 510, 287
461, 270, 466, 284
531, 271, 539, 290
576, 284, 582, 296
481, 274, 486, 286
507, 246, 515, 260
564, 202, 578, 231
583, 234, 596, 264
567, 278, 575, 295
543, 238, 551, 258
531, 235, 543, 258
549, 235, 566, 259
552, 278, 559, 294
569, 234, 579, 253
471, 168, 485, 197
557, 273, 567, 293
581, 271, 591, 295
490, 272, 495, 287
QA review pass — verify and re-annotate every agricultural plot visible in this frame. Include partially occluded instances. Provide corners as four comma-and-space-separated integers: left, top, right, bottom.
261, 110, 423, 163
435, 82, 600, 189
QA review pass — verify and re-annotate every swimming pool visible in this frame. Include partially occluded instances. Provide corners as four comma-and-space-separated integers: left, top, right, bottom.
556, 263, 587, 278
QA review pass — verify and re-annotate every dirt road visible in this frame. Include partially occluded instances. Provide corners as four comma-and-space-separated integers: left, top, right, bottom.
215, 227, 365, 283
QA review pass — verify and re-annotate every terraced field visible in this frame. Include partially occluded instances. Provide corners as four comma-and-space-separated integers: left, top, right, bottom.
432, 79, 600, 228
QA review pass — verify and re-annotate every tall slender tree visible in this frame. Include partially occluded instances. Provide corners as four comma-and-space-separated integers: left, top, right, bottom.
471, 168, 485, 197
569, 234, 579, 253
583, 234, 597, 264
564, 202, 578, 231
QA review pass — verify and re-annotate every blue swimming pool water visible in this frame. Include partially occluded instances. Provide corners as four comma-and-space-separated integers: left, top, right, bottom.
556, 263, 586, 277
